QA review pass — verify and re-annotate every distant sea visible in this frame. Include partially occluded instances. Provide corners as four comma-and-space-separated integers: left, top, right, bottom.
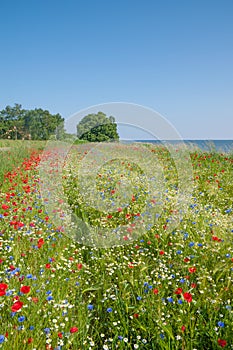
131, 140, 233, 153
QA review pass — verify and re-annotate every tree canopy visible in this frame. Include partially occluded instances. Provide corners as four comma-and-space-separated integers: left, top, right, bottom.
0, 104, 65, 140
77, 112, 119, 142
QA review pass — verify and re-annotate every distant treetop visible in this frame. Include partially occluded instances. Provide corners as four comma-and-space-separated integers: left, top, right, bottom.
77, 111, 119, 142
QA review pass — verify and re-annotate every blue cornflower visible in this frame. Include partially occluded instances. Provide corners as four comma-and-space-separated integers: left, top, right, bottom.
87, 304, 94, 310
176, 250, 182, 254
29, 326, 34, 330
160, 333, 165, 339
47, 296, 53, 301
180, 278, 185, 283
178, 299, 183, 304
137, 296, 142, 301
0, 335, 4, 344
167, 297, 173, 303
18, 316, 25, 322
5, 290, 13, 296
26, 274, 32, 279
218, 321, 225, 328
44, 328, 50, 334
189, 242, 195, 247
118, 336, 123, 340
107, 308, 113, 313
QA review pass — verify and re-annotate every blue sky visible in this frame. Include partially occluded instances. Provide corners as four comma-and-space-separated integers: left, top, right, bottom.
0, 0, 233, 139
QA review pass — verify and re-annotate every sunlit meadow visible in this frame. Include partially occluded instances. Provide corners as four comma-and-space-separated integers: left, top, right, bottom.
0, 140, 232, 350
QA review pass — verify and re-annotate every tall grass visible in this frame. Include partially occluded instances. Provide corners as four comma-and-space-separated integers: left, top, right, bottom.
0, 140, 45, 185
0, 142, 232, 349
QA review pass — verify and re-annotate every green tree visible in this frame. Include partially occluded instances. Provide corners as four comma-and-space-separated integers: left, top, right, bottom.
77, 112, 119, 142
0, 104, 65, 140
23, 108, 65, 140
0, 104, 26, 139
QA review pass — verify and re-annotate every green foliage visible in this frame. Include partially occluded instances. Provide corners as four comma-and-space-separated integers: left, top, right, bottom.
77, 111, 119, 142
0, 104, 65, 140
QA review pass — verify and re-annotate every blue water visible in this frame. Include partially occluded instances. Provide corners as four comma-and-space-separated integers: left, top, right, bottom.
132, 140, 233, 153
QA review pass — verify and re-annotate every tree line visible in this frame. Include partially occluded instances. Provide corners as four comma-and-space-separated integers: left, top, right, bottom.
0, 104, 119, 141
0, 104, 65, 140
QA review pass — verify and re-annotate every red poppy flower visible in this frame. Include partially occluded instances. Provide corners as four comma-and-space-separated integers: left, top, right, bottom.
174, 288, 183, 295
11, 300, 23, 312
181, 325, 186, 332
20, 285, 31, 294
70, 327, 78, 333
218, 339, 227, 347
0, 283, 8, 296
188, 267, 196, 273
153, 288, 159, 295
32, 297, 39, 303
183, 292, 192, 303
77, 263, 83, 270
37, 238, 45, 248
159, 250, 165, 255
212, 236, 222, 242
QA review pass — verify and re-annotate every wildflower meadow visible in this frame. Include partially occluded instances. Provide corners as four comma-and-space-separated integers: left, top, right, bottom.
0, 140, 232, 350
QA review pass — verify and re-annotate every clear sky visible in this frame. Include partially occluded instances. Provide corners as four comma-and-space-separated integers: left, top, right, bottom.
0, 0, 233, 139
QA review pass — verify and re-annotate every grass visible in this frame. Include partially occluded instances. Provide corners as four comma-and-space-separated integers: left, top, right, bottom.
0, 140, 232, 349
0, 140, 46, 185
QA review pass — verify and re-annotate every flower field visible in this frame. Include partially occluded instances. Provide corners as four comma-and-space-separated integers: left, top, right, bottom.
0, 141, 233, 349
